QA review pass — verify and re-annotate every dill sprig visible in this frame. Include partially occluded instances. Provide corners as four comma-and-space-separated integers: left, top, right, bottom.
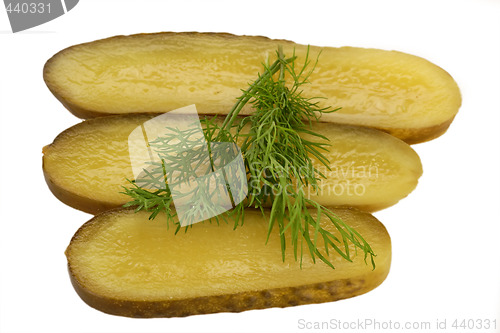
122, 120, 233, 231
122, 46, 376, 269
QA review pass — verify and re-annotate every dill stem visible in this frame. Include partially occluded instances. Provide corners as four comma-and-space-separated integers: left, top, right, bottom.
278, 45, 285, 82
219, 53, 295, 133
122, 46, 376, 269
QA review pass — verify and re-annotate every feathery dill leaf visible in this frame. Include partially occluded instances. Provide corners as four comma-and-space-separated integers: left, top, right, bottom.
122, 46, 376, 269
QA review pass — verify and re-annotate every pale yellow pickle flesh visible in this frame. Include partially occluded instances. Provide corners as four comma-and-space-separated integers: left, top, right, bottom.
42, 115, 422, 213
66, 208, 391, 301
44, 33, 461, 143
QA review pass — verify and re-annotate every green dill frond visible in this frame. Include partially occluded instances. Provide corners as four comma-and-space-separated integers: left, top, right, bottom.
121, 46, 375, 269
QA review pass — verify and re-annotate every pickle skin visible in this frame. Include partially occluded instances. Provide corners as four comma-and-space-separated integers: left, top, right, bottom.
43, 32, 461, 144
42, 115, 422, 215
66, 208, 391, 318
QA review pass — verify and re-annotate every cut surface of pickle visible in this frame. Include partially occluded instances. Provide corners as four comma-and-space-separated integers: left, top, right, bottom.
65, 208, 391, 317
42, 115, 422, 214
43, 32, 461, 143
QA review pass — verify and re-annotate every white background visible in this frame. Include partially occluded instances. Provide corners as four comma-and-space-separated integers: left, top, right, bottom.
1, 1, 499, 332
